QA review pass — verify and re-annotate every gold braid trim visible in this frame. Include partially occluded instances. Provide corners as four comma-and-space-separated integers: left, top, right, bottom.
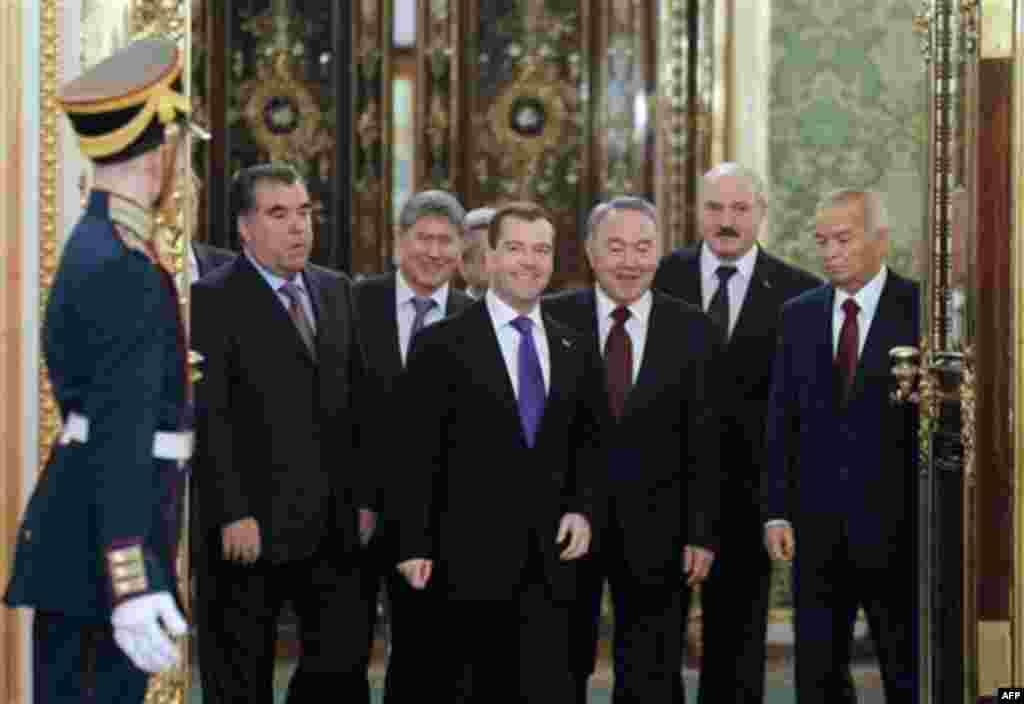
61, 53, 191, 159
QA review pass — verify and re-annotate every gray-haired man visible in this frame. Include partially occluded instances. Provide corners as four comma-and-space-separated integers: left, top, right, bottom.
460, 206, 495, 299
351, 190, 474, 703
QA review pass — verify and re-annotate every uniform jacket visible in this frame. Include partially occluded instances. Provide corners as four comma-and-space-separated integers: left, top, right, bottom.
5, 190, 187, 619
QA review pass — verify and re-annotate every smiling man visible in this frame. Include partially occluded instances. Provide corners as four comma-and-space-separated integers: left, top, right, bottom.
544, 196, 723, 704
393, 201, 602, 702
350, 189, 473, 704
764, 189, 918, 704
191, 163, 371, 703
653, 163, 821, 704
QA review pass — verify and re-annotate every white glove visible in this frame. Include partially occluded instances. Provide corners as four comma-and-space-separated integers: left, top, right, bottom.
111, 592, 187, 673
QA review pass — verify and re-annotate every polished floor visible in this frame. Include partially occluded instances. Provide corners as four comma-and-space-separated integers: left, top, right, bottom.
189, 622, 885, 703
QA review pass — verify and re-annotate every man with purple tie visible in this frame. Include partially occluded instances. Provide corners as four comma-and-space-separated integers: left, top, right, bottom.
393, 201, 602, 702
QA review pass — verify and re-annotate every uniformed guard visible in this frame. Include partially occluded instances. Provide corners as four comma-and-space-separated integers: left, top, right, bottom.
4, 38, 208, 702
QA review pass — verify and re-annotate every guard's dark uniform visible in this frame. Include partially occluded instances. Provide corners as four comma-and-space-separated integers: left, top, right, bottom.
3, 38, 203, 702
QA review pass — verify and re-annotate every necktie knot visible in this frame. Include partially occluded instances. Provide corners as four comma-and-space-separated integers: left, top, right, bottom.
715, 265, 738, 284
278, 280, 316, 359
279, 280, 302, 303
511, 316, 534, 336
412, 296, 437, 316
611, 306, 630, 326
842, 298, 860, 317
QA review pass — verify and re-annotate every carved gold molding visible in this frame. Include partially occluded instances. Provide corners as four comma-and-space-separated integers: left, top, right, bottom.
38, 0, 62, 484
351, 0, 392, 273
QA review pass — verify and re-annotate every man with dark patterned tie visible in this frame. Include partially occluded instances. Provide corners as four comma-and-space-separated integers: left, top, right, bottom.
191, 163, 371, 703
393, 201, 602, 702
544, 197, 722, 703
764, 189, 918, 704
350, 189, 473, 703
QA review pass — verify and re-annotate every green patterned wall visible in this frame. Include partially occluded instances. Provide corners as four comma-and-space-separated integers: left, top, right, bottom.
768, 0, 927, 280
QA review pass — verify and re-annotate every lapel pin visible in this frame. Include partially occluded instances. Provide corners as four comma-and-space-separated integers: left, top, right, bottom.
561, 338, 572, 348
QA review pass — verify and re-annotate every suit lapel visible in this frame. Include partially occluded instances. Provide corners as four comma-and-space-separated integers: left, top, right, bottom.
535, 314, 574, 444
849, 275, 901, 400
815, 286, 842, 409
301, 268, 327, 365
731, 250, 779, 346
621, 296, 664, 418
369, 275, 403, 374
470, 303, 523, 435
237, 256, 316, 366
680, 248, 704, 307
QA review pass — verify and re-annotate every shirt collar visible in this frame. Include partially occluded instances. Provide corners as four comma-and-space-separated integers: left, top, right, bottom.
835, 265, 888, 318
244, 249, 305, 294
700, 241, 759, 282
486, 289, 544, 331
594, 285, 652, 327
396, 269, 449, 311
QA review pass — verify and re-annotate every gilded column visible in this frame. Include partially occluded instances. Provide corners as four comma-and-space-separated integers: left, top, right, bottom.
351, 0, 394, 274
416, 0, 460, 192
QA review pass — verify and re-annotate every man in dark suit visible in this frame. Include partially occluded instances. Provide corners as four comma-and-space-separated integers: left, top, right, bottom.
544, 196, 722, 703
191, 163, 370, 703
653, 163, 821, 704
394, 201, 600, 702
4, 38, 201, 702
351, 189, 473, 703
764, 188, 918, 704
191, 241, 234, 281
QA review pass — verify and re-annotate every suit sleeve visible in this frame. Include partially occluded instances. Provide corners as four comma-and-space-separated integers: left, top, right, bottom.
685, 316, 723, 553
191, 281, 250, 530
763, 306, 798, 523
347, 285, 377, 510
394, 329, 452, 562
564, 342, 604, 523
78, 256, 173, 602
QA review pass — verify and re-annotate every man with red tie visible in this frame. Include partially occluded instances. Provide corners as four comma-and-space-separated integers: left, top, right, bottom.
764, 189, 918, 704
544, 196, 722, 703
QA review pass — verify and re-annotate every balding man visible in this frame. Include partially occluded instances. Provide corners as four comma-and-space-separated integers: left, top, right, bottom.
765, 189, 918, 704
460, 206, 495, 299
653, 163, 820, 704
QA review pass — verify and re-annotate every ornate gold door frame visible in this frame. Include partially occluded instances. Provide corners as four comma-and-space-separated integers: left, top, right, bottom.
908, 0, 1020, 700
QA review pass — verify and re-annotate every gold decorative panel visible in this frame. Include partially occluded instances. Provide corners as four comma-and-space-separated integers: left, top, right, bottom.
352, 0, 394, 273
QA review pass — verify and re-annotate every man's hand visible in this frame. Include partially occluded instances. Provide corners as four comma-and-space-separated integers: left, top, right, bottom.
683, 545, 715, 586
222, 517, 261, 564
111, 592, 187, 673
556, 513, 591, 560
397, 558, 433, 589
358, 508, 377, 546
764, 524, 795, 562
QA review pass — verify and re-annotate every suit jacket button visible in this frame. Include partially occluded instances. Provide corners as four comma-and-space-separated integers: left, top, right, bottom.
23, 529, 32, 541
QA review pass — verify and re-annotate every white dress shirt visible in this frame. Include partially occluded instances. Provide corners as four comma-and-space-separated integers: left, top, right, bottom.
486, 290, 551, 397
832, 266, 888, 358
700, 243, 759, 337
594, 286, 652, 384
188, 244, 200, 286
244, 250, 317, 334
396, 269, 449, 364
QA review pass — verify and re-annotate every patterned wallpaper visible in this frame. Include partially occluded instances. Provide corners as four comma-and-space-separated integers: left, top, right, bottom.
768, 0, 927, 280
